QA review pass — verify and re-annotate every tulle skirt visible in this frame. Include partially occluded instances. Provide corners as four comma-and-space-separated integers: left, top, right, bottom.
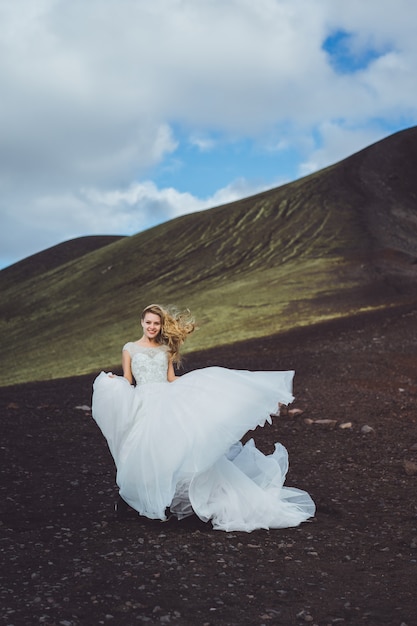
92, 366, 315, 532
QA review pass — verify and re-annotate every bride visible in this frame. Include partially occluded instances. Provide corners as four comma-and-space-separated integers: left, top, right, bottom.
92, 304, 315, 532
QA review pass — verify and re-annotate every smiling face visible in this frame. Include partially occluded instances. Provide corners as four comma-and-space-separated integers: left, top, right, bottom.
141, 311, 162, 341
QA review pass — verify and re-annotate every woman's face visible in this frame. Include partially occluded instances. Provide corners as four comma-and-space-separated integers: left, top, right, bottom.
141, 312, 162, 340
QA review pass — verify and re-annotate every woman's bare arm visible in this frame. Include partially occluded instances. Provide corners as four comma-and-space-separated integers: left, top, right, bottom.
167, 359, 177, 382
122, 349, 133, 384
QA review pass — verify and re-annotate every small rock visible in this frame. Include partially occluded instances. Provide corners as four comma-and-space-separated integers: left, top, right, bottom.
361, 425, 375, 434
409, 443, 417, 451
296, 610, 314, 622
339, 421, 352, 429
304, 418, 337, 427
75, 405, 91, 411
403, 460, 417, 476
288, 408, 304, 416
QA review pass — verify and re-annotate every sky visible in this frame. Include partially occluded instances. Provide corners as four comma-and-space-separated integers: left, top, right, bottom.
1, 0, 417, 269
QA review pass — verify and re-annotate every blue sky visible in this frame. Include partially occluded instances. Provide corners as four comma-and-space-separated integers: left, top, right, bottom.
322, 29, 384, 74
1, 0, 417, 268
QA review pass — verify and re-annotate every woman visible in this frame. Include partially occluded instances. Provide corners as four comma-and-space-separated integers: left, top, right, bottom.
92, 304, 315, 532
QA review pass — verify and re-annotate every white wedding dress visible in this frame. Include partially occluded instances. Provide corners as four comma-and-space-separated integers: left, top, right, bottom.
92, 343, 315, 532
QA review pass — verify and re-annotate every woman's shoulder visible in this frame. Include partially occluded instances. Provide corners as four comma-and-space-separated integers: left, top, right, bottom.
122, 341, 137, 354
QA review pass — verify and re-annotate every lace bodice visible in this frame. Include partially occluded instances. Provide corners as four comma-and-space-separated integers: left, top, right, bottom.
123, 342, 169, 386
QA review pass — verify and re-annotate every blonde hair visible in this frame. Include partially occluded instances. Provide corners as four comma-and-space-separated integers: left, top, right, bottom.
141, 304, 195, 365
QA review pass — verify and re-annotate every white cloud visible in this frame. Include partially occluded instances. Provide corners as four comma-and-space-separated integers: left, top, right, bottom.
74, 177, 271, 230
1, 0, 417, 267
189, 135, 216, 152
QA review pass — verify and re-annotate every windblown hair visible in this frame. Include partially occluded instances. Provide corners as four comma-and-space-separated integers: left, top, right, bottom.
141, 304, 196, 365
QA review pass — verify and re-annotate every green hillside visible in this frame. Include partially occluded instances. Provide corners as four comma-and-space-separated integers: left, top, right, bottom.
1, 128, 417, 386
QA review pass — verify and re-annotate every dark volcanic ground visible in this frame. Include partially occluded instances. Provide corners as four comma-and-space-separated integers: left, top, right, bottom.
1, 304, 417, 626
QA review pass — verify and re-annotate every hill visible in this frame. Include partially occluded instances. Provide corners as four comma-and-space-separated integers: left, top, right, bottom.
0, 235, 125, 290
1, 127, 417, 386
